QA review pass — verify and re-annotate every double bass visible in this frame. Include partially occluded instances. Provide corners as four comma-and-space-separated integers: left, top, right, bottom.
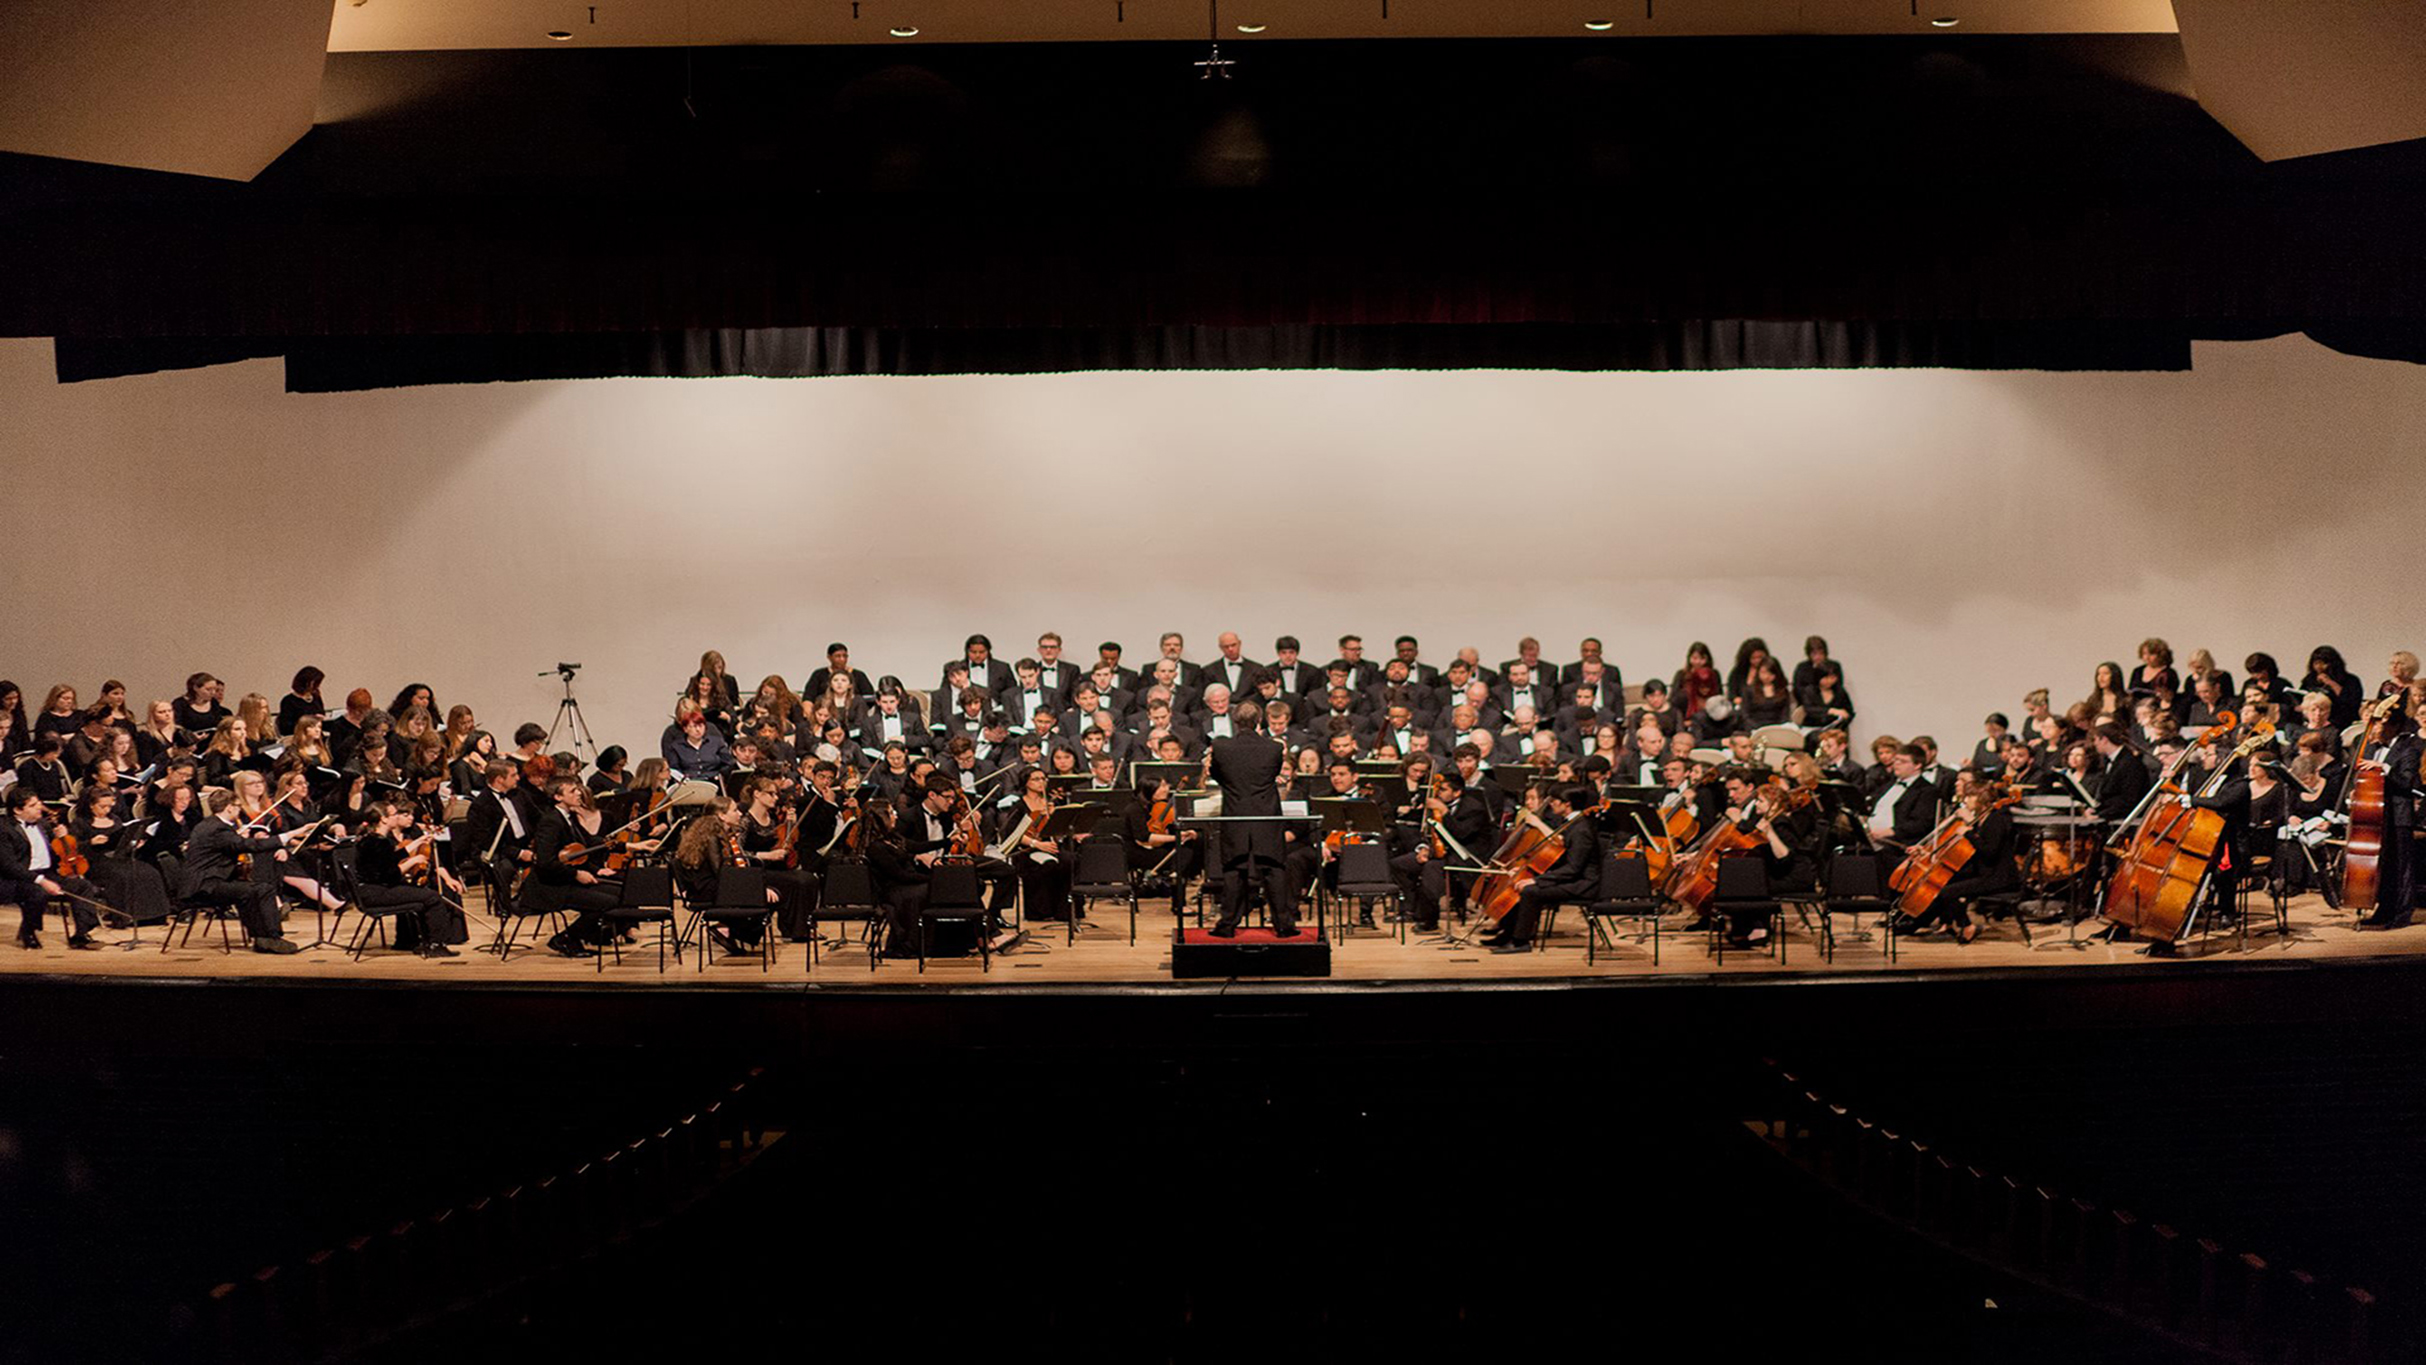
2103, 718, 2276, 943
2338, 694, 2401, 914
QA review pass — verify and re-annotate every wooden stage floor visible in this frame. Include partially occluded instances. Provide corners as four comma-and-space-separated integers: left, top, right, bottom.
5, 890, 2422, 990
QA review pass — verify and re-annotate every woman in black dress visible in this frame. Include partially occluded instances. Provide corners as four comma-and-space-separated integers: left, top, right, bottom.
2307, 646, 2364, 728
1739, 658, 1795, 728
1004, 767, 1074, 922
0, 682, 28, 764
34, 684, 81, 741
355, 799, 469, 956
278, 667, 326, 741
735, 777, 815, 944
68, 783, 173, 924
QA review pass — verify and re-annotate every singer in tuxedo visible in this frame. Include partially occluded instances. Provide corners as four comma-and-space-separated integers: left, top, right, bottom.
1207, 702, 1298, 937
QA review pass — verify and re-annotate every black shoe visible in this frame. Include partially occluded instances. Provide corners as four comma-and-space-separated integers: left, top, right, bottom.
251, 936, 300, 955
67, 934, 96, 951
1416, 921, 1440, 934
547, 933, 589, 958
1271, 924, 1297, 938
1490, 940, 1531, 954
16, 932, 39, 950
422, 943, 459, 958
1680, 916, 1715, 933
2143, 939, 2179, 958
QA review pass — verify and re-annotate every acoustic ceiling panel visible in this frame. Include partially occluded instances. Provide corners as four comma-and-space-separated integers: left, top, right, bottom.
2173, 0, 2426, 160
0, 0, 332, 180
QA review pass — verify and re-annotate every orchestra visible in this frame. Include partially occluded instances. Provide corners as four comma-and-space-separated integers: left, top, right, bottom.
1, 632, 2419, 966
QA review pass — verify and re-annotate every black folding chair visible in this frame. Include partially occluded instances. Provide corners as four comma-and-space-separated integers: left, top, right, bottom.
485, 864, 564, 962
1585, 854, 1663, 966
1823, 854, 1897, 963
815, 859, 885, 971
1329, 842, 1404, 942
1709, 856, 1777, 964
602, 865, 680, 973
1069, 839, 1137, 945
693, 866, 778, 973
919, 863, 990, 973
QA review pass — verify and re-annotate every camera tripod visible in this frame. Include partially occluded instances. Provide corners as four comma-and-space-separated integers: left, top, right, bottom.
541, 665, 600, 763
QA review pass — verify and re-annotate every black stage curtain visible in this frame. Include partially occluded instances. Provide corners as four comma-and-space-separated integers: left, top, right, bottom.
11, 39, 2426, 386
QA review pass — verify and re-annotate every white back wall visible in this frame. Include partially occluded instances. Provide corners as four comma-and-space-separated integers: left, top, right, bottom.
4, 335, 2422, 759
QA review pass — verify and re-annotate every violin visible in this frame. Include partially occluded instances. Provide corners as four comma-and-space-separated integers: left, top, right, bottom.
50, 827, 87, 878
948, 793, 986, 858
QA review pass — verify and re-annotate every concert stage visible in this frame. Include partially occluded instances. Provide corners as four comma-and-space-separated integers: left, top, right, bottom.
10, 892, 2423, 1070
4, 890, 2417, 993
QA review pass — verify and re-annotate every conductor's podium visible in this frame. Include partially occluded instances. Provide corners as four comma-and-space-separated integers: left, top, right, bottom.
1169, 926, 1333, 979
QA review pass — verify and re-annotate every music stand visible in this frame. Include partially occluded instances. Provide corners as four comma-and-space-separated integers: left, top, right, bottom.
1360, 776, 1411, 816
1489, 767, 1532, 798
1045, 773, 1092, 801
1129, 760, 1201, 794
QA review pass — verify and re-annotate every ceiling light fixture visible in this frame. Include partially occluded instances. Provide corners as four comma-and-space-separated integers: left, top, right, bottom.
889, 25, 919, 36
545, 30, 573, 40
1194, 0, 1235, 78
1929, 15, 1959, 25
1584, 20, 1614, 31
1236, 23, 1266, 33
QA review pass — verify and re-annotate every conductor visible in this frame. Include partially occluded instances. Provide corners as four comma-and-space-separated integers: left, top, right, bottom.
1207, 701, 1298, 938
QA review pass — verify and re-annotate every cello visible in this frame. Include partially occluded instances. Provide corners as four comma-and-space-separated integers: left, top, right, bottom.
1468, 809, 1572, 925
2338, 694, 2401, 915
1665, 777, 1804, 915
1887, 784, 2019, 918
2103, 720, 2276, 943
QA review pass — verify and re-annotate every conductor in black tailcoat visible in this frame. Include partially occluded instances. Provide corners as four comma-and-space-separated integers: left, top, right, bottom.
1207, 701, 1298, 937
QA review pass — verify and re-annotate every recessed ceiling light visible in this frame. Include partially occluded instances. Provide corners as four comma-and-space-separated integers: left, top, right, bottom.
1235, 23, 1266, 33
1583, 20, 1615, 31
545, 30, 573, 40
1929, 16, 1959, 26
889, 25, 919, 37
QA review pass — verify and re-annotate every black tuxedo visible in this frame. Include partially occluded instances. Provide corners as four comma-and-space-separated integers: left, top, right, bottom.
1492, 683, 1556, 724
1870, 779, 1941, 847
1499, 659, 1567, 687
461, 789, 530, 871
1032, 659, 1084, 703
1560, 660, 1619, 690
943, 658, 1016, 696
1496, 813, 1602, 946
180, 815, 286, 939
1328, 660, 1382, 693
2093, 750, 2152, 825
1266, 660, 1327, 699
857, 705, 932, 753
1207, 732, 1296, 933
1201, 656, 1261, 694
2, 817, 102, 940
